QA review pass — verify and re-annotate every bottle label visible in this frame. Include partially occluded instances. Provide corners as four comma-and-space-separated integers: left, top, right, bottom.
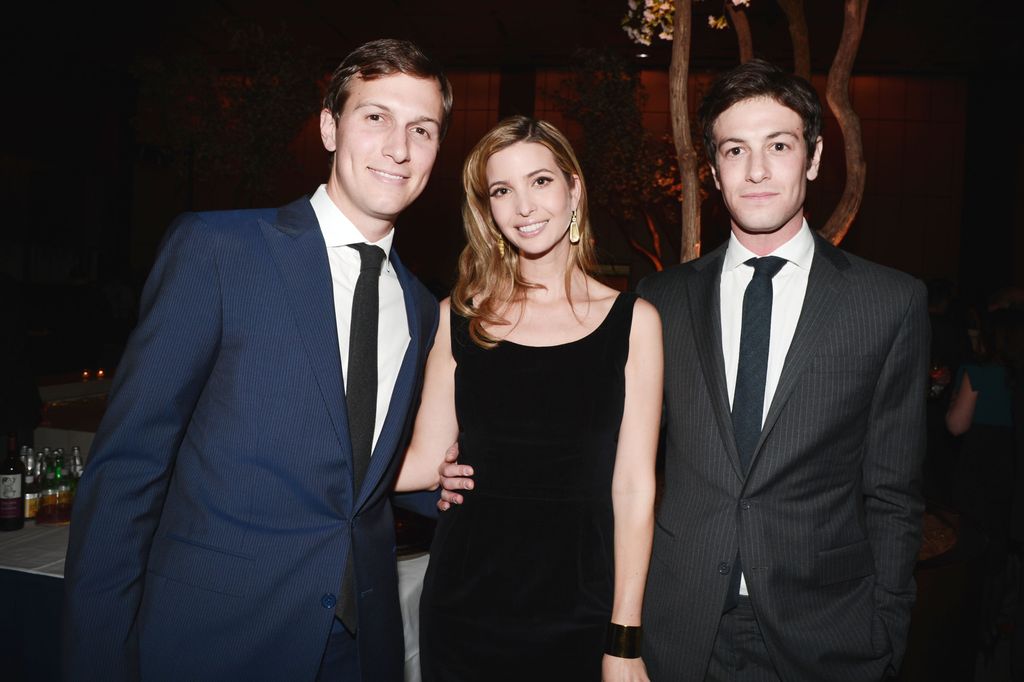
0, 474, 21, 500
0, 474, 20, 519
24, 492, 39, 519
0, 499, 19, 517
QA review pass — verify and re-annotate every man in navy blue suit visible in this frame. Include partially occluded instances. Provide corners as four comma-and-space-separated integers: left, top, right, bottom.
63, 39, 451, 681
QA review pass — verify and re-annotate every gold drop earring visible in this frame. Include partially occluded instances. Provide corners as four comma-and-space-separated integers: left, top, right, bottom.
568, 210, 580, 244
496, 234, 506, 258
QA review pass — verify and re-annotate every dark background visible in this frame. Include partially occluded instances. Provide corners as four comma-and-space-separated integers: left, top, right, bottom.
1, 0, 1021, 377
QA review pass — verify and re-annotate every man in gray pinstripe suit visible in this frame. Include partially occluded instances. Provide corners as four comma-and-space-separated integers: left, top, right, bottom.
638, 60, 928, 680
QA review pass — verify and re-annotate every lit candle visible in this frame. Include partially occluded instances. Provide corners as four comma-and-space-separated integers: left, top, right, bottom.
82, 370, 90, 382
97, 368, 105, 379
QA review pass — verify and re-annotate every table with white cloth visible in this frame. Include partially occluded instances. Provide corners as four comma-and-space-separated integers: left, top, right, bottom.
0, 521, 431, 682
7, 376, 434, 680
398, 551, 430, 682
0, 523, 69, 681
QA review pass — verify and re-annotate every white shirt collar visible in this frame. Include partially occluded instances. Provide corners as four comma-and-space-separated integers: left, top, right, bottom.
309, 184, 396, 257
723, 218, 815, 273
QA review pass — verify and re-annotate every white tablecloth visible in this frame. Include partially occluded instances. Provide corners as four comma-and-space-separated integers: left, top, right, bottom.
0, 523, 69, 577
0, 523, 430, 681
398, 551, 430, 682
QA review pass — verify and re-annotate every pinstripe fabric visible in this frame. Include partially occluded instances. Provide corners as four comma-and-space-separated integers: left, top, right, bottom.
638, 235, 928, 682
62, 197, 439, 682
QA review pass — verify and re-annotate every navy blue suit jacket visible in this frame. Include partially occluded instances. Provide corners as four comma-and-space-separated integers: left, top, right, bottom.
62, 197, 439, 681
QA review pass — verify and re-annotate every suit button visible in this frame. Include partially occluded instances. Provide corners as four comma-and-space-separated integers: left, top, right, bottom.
740, 500, 751, 510
718, 562, 731, 575
321, 594, 337, 609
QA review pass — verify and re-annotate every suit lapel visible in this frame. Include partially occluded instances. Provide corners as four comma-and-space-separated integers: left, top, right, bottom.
749, 235, 849, 470
260, 198, 350, 450
356, 250, 424, 509
688, 245, 744, 481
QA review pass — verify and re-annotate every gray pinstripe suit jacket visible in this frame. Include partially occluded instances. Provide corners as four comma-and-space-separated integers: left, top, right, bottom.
638, 234, 928, 681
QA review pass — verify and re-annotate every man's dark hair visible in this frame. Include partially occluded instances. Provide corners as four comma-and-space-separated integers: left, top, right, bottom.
323, 38, 453, 140
698, 58, 821, 169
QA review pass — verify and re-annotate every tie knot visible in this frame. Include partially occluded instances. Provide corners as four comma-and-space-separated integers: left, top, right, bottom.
746, 256, 786, 279
349, 243, 387, 274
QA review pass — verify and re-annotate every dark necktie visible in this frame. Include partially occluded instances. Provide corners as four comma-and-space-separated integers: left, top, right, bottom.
346, 243, 386, 490
726, 255, 786, 610
338, 242, 386, 632
732, 255, 786, 470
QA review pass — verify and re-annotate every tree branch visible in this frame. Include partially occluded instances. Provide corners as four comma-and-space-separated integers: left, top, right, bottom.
820, 0, 869, 245
726, 2, 754, 63
776, 0, 811, 80
670, 0, 701, 262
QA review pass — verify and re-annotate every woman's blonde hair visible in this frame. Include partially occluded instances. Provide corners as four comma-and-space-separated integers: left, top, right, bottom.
453, 116, 597, 347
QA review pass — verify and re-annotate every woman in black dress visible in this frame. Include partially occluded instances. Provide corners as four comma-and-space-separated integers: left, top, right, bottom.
396, 116, 661, 681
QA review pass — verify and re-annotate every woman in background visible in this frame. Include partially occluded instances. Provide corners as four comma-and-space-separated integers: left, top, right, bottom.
396, 116, 661, 681
947, 307, 1023, 659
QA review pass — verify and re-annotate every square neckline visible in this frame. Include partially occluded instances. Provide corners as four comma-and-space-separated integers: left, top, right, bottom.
494, 293, 632, 350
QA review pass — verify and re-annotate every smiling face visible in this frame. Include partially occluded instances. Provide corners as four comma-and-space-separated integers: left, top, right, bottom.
485, 141, 581, 261
710, 96, 823, 253
319, 72, 444, 241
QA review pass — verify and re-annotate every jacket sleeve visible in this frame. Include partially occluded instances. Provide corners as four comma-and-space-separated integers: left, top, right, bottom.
390, 287, 441, 519
862, 279, 929, 674
392, 490, 441, 519
62, 213, 223, 681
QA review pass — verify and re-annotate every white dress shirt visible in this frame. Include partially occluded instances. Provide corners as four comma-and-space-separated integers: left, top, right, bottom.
310, 184, 410, 451
720, 219, 814, 594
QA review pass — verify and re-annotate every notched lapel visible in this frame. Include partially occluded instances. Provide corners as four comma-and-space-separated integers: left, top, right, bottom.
752, 236, 849, 467
688, 249, 744, 481
355, 251, 426, 510
259, 199, 350, 451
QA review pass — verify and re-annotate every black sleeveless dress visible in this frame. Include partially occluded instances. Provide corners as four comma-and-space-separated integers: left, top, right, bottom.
419, 293, 637, 681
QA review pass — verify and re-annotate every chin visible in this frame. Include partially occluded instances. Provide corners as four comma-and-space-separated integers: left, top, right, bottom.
370, 198, 411, 218
736, 222, 787, 235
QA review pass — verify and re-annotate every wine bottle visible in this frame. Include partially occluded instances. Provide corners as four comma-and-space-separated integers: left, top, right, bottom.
1, 433, 26, 531
37, 450, 58, 525
70, 445, 84, 492
23, 451, 39, 521
55, 457, 72, 524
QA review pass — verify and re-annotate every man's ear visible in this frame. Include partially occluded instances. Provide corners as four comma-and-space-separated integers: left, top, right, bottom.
806, 136, 823, 181
710, 162, 721, 190
319, 109, 338, 153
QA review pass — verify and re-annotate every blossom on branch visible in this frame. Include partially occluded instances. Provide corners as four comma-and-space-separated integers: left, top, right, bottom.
623, 0, 752, 43
622, 0, 675, 45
